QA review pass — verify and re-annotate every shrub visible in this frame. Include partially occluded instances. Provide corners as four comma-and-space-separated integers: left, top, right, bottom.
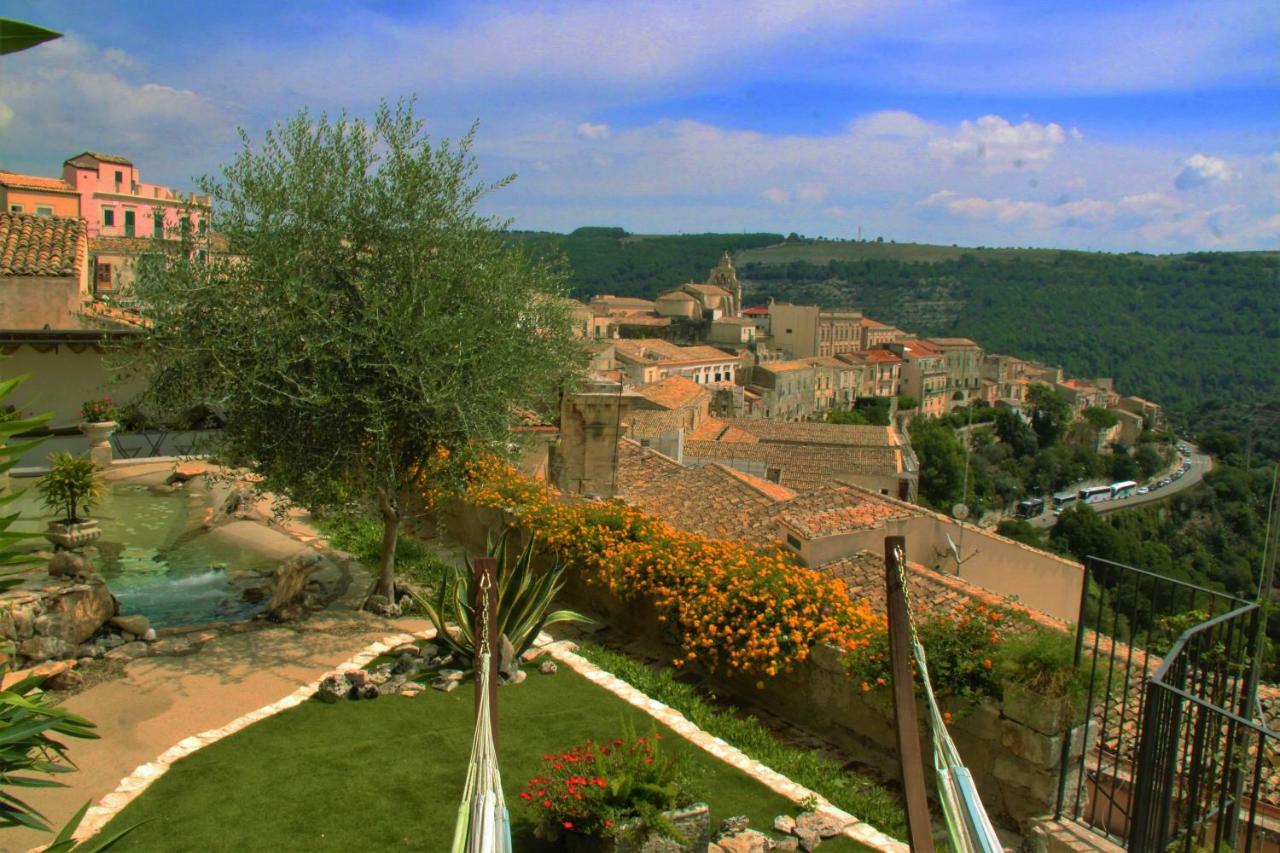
37, 452, 104, 524
452, 455, 885, 678
520, 722, 699, 843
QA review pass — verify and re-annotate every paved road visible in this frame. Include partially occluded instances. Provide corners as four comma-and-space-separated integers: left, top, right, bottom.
1024, 443, 1213, 529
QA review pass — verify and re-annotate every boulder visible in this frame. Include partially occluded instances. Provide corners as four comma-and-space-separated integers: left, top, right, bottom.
539, 660, 558, 675
45, 667, 83, 691
1, 660, 76, 691
267, 552, 327, 621
719, 816, 752, 838
110, 614, 151, 636
795, 812, 846, 840
316, 674, 348, 703
18, 636, 74, 662
716, 830, 774, 853
773, 816, 796, 835
432, 678, 459, 693
390, 643, 420, 658
400, 682, 426, 697
103, 641, 150, 662
347, 670, 370, 689
48, 552, 95, 579
34, 577, 116, 645
358, 684, 380, 700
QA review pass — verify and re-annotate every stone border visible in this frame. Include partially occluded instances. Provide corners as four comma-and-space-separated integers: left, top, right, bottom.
534, 636, 908, 853
67, 629, 905, 853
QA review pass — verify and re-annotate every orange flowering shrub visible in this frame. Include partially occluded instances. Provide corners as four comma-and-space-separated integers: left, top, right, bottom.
445, 455, 886, 678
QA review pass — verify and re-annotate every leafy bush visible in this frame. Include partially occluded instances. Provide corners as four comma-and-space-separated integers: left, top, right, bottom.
520, 722, 698, 843
315, 512, 451, 588
37, 452, 103, 524
573, 643, 906, 840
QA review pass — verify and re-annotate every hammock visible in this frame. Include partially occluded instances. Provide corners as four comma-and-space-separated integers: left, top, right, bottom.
893, 544, 1003, 853
451, 572, 512, 853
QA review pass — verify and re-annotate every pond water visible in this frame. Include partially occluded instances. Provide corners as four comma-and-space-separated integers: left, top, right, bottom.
10, 483, 275, 628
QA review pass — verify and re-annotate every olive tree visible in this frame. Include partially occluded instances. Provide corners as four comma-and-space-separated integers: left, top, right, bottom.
132, 100, 584, 601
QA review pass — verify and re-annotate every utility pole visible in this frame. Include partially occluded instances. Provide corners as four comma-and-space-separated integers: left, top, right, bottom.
885, 536, 935, 852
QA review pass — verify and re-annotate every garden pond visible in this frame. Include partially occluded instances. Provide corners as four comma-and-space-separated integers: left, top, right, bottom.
11, 481, 278, 628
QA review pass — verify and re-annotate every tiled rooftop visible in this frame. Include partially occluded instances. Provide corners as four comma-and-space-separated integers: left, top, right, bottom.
615, 439, 793, 544
66, 151, 133, 167
683, 440, 903, 488
0, 171, 78, 194
0, 213, 85, 277
713, 418, 898, 448
772, 483, 917, 538
633, 375, 709, 410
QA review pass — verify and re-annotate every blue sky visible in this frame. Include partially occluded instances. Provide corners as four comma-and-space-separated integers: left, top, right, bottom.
1, 0, 1276, 251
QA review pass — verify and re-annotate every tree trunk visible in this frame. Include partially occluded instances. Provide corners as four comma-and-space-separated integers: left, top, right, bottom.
376, 487, 400, 601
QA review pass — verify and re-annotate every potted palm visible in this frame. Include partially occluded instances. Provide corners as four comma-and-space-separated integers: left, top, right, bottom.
39, 452, 104, 550
78, 396, 119, 468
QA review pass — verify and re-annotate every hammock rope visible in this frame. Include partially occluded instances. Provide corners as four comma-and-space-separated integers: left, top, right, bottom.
451, 570, 513, 853
893, 543, 1003, 853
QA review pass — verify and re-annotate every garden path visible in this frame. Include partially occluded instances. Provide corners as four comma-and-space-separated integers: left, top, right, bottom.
5, 611, 429, 853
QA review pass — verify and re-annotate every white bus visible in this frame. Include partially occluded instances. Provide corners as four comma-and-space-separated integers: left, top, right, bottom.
1052, 491, 1078, 510
1078, 485, 1112, 505
1110, 480, 1138, 500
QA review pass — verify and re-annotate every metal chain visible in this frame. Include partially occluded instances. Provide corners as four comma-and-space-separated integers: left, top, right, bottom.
893, 543, 925, 652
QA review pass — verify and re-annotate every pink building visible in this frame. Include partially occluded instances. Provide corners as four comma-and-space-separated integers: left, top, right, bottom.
60, 152, 209, 239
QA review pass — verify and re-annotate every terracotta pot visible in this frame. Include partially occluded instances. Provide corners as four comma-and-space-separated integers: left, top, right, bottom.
44, 519, 102, 550
78, 421, 118, 468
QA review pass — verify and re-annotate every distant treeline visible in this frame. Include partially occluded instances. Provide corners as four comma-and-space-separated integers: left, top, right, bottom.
738, 250, 1280, 413
511, 227, 783, 299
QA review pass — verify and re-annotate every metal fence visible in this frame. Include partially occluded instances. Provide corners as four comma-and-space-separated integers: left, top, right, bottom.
1056, 556, 1278, 851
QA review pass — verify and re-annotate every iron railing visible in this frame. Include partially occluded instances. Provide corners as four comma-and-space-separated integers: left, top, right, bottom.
1056, 556, 1260, 847
1128, 601, 1277, 852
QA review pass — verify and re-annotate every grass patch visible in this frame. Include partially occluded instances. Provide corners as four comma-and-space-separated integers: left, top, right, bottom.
314, 511, 452, 588
574, 643, 907, 841
98, 662, 858, 851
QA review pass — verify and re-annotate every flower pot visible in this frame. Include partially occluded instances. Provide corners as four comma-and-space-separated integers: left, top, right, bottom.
45, 519, 101, 551
79, 421, 118, 468
563, 803, 710, 853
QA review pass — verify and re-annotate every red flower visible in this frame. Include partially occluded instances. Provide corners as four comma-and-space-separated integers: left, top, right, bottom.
563, 821, 574, 830
519, 791, 532, 800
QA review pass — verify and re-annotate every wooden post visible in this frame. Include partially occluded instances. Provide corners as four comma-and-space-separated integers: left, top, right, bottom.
473, 556, 499, 751
885, 536, 935, 853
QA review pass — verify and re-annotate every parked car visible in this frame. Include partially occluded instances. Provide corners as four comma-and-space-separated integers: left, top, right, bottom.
1160, 478, 1172, 487
1138, 486, 1150, 495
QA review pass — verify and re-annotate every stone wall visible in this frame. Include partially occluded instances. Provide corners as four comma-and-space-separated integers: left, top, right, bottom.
0, 574, 117, 664
438, 499, 1091, 834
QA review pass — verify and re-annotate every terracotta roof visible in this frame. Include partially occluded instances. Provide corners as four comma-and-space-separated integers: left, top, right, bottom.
927, 337, 981, 349
688, 417, 760, 443
683, 440, 903, 488
712, 418, 898, 448
0, 213, 85, 277
615, 439, 792, 544
847, 349, 901, 365
685, 283, 732, 297
634, 375, 709, 410
0, 171, 78, 194
817, 550, 1059, 627
656, 290, 698, 301
899, 339, 943, 356
77, 301, 149, 330
65, 151, 133, 167
772, 483, 916, 538
614, 340, 733, 366
742, 306, 770, 316
759, 358, 818, 374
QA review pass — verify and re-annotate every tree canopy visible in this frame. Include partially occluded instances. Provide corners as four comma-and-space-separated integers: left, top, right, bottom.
132, 100, 585, 599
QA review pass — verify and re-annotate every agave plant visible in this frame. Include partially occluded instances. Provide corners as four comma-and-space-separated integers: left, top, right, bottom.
414, 528, 588, 665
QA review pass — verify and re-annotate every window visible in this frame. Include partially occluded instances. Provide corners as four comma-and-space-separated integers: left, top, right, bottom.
95, 262, 112, 292
103, 208, 115, 227
8, 204, 22, 213
124, 210, 135, 236
114, 170, 123, 186
154, 212, 164, 239
35, 205, 53, 217
767, 466, 782, 483
786, 533, 802, 550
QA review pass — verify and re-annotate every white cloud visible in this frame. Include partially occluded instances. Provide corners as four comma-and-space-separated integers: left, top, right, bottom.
576, 122, 610, 140
922, 190, 1114, 227
1118, 192, 1185, 216
795, 182, 828, 204
928, 115, 1068, 174
1175, 153, 1237, 190
848, 110, 936, 140
762, 187, 791, 205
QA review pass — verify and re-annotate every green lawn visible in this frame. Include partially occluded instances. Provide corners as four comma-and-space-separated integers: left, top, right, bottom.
99, 663, 858, 851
